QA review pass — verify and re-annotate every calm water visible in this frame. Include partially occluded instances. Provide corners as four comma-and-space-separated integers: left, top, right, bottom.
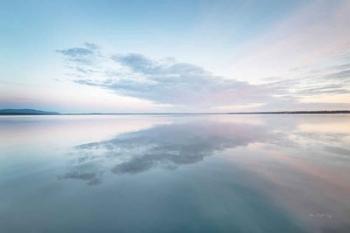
0, 115, 349, 233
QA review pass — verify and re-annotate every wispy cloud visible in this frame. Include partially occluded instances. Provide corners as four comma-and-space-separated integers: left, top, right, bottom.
57, 40, 350, 111
57, 44, 286, 110
56, 43, 100, 66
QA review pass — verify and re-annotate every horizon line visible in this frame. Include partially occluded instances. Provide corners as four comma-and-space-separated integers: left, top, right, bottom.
1, 108, 350, 115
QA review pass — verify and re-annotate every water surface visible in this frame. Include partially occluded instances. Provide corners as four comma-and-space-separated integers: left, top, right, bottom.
0, 114, 349, 233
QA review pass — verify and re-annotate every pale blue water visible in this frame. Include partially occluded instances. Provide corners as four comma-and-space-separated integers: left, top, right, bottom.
0, 115, 350, 233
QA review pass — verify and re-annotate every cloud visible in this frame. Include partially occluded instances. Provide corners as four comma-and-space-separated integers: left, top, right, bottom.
294, 64, 350, 96
57, 47, 93, 57
325, 69, 350, 80
324, 146, 350, 157
57, 44, 285, 109
56, 42, 99, 65
106, 53, 271, 106
57, 40, 350, 110
297, 85, 350, 95
60, 170, 102, 185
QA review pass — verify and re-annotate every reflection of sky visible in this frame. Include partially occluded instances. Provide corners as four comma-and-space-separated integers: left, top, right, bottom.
0, 115, 350, 233
63, 120, 273, 184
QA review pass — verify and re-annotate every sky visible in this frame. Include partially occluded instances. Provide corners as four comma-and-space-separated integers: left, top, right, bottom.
0, 0, 350, 113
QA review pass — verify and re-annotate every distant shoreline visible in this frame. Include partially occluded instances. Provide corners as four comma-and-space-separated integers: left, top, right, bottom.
229, 110, 350, 115
1, 109, 350, 115
0, 109, 59, 115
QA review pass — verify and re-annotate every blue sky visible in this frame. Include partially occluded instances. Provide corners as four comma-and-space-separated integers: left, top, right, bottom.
1, 0, 350, 112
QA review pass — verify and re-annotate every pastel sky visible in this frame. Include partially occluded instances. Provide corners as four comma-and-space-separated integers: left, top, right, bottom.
1, 0, 350, 113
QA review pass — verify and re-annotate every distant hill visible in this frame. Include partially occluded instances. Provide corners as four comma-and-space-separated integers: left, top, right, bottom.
0, 109, 59, 115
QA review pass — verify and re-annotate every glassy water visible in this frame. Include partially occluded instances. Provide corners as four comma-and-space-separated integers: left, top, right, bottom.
0, 114, 349, 233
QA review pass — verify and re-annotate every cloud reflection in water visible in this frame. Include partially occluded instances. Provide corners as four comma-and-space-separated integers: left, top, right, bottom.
62, 120, 272, 184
